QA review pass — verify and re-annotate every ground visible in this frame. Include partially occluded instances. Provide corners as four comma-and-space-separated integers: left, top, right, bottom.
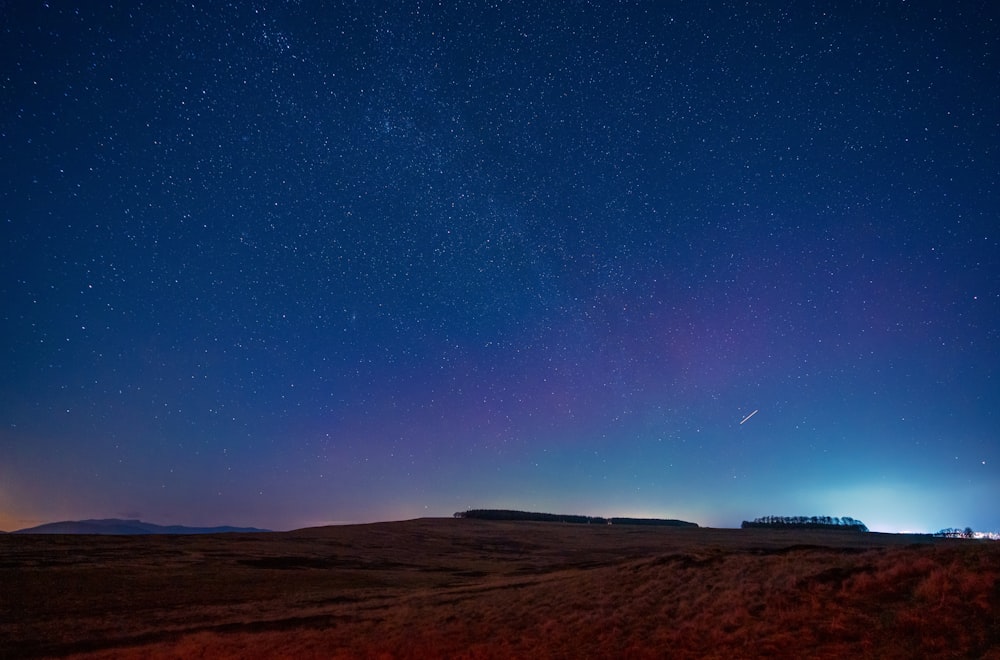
2, 519, 998, 658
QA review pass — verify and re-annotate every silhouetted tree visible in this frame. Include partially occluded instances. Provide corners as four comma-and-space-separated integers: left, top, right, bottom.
741, 515, 868, 532
455, 510, 697, 527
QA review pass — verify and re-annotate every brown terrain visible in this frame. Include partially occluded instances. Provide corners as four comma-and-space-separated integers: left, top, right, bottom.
2, 518, 998, 659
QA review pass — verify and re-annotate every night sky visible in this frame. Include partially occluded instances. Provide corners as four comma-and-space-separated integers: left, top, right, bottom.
2, 2, 998, 533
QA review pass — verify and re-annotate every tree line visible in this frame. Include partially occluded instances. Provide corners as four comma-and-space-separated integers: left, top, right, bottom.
454, 509, 698, 527
934, 527, 975, 539
741, 515, 869, 532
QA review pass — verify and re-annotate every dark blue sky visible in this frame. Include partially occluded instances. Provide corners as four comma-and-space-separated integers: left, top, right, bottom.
2, 1, 997, 532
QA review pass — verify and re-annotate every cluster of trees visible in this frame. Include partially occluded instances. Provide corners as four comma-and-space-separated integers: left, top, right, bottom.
454, 510, 597, 524
934, 527, 975, 539
741, 515, 869, 532
454, 509, 698, 527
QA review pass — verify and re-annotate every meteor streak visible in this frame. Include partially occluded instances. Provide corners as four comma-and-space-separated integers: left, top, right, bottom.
739, 409, 759, 425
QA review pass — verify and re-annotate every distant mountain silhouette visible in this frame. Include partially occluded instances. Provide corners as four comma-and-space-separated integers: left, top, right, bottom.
12, 518, 270, 535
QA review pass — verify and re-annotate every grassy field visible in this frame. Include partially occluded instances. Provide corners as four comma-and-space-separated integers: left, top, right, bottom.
2, 518, 998, 658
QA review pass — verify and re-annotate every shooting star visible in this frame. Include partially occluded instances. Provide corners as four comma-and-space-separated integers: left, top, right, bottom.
739, 409, 759, 425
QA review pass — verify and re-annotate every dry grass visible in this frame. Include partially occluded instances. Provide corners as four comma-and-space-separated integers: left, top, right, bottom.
1, 519, 998, 659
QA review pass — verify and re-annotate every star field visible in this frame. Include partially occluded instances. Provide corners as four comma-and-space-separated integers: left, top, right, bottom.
2, 1, 998, 532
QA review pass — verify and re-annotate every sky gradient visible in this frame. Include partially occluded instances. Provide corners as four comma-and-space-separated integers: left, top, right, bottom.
2, 1, 998, 533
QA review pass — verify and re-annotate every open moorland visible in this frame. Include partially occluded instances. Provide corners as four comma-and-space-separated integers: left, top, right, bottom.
2, 518, 998, 659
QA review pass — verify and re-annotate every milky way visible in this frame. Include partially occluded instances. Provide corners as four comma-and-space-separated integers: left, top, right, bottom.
2, 2, 997, 532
